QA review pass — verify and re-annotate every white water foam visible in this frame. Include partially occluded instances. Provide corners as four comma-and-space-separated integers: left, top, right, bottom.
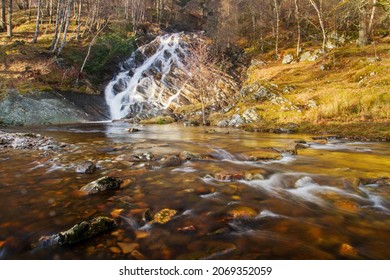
105, 33, 190, 120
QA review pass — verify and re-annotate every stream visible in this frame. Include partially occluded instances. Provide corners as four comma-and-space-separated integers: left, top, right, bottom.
0, 122, 389, 259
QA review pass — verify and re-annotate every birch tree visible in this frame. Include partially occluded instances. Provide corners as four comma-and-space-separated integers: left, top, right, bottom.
33, 0, 42, 43
1, 0, 5, 31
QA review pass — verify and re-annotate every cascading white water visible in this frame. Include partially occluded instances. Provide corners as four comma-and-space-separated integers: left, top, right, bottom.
105, 33, 191, 120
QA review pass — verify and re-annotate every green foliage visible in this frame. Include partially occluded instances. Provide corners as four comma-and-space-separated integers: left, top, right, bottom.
83, 33, 136, 77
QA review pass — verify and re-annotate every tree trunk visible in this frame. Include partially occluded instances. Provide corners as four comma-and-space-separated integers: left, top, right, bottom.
273, 0, 280, 59
7, 0, 12, 38
358, 6, 368, 46
49, 0, 53, 24
368, 0, 377, 37
309, 0, 326, 51
294, 0, 301, 57
76, 0, 82, 41
57, 0, 73, 55
33, 0, 42, 43
50, 0, 63, 51
1, 0, 5, 31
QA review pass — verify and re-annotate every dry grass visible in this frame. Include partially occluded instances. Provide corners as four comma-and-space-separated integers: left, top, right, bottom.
242, 39, 390, 139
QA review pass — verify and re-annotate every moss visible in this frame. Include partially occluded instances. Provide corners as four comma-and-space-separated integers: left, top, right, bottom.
140, 116, 176, 125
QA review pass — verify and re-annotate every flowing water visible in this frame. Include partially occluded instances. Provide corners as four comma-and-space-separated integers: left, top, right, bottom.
0, 122, 389, 260
105, 33, 190, 120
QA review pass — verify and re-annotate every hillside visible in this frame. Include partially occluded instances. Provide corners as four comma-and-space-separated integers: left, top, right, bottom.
209, 38, 390, 140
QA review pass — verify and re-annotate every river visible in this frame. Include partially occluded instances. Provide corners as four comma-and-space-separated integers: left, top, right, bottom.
0, 122, 389, 259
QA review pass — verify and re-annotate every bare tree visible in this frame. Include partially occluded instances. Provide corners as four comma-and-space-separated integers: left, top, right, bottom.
186, 39, 222, 125
308, 0, 327, 51
7, 0, 12, 38
1, 0, 5, 31
273, 0, 281, 58
33, 0, 42, 43
57, 0, 74, 55
294, 0, 301, 57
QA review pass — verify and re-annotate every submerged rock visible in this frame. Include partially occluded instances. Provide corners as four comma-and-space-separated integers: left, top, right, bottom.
339, 243, 359, 258
215, 172, 244, 181
80, 176, 123, 195
36, 216, 117, 247
242, 149, 282, 161
76, 161, 96, 174
152, 209, 177, 224
128, 152, 155, 162
179, 151, 203, 161
226, 205, 258, 219
160, 155, 182, 168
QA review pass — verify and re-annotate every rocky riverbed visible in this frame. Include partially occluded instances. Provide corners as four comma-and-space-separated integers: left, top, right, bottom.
0, 122, 389, 260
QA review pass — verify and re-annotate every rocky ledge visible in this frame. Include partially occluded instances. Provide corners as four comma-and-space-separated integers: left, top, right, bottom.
0, 131, 66, 150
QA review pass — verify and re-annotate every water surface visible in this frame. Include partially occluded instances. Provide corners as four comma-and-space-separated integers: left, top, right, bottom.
0, 122, 389, 259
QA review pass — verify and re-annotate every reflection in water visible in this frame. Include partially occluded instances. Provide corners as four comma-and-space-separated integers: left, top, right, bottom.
0, 122, 389, 260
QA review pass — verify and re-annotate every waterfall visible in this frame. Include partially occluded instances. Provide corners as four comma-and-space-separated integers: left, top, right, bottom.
104, 33, 191, 120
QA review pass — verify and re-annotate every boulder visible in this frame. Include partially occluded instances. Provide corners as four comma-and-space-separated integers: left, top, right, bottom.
300, 51, 312, 62
35, 216, 117, 247
282, 54, 294, 64
80, 176, 123, 195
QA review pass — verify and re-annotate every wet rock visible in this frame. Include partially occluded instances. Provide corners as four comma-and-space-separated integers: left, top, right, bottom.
359, 177, 390, 187
243, 172, 264, 181
35, 216, 117, 247
76, 161, 96, 174
80, 176, 123, 195
152, 209, 177, 224
242, 149, 282, 161
161, 155, 182, 168
118, 242, 140, 254
312, 135, 339, 141
177, 225, 196, 232
127, 128, 141, 133
226, 205, 258, 219
128, 152, 155, 162
110, 209, 124, 219
0, 131, 62, 150
131, 250, 147, 260
215, 172, 244, 181
179, 151, 202, 161
109, 246, 121, 254
195, 186, 216, 195
273, 127, 296, 134
334, 200, 360, 213
142, 209, 153, 222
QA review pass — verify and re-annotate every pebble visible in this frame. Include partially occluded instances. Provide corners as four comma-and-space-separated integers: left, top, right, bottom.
118, 242, 140, 254
131, 250, 147, 260
339, 243, 358, 257
109, 246, 121, 254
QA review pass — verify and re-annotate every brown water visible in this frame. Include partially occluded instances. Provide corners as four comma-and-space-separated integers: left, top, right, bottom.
0, 122, 389, 260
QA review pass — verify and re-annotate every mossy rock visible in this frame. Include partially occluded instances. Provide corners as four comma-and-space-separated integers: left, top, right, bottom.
80, 176, 123, 195
152, 209, 177, 224
242, 149, 282, 161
